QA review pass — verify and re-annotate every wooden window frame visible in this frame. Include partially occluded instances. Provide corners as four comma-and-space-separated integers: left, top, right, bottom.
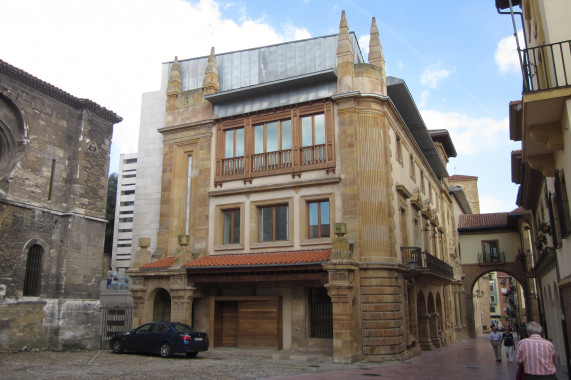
215, 203, 244, 250
223, 208, 241, 245
258, 204, 289, 243
482, 240, 500, 263
307, 200, 330, 239
215, 101, 335, 186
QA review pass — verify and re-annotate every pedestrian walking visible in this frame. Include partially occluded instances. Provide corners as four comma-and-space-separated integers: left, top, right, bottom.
502, 327, 515, 362
489, 325, 503, 362
516, 321, 557, 380
106, 267, 113, 289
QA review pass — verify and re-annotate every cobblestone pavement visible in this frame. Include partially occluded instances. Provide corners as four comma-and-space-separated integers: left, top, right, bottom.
1, 336, 568, 380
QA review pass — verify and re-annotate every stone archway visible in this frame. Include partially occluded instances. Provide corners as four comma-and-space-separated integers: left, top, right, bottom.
153, 288, 171, 322
463, 264, 529, 339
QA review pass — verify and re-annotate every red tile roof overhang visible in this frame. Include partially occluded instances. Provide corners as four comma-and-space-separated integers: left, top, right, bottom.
140, 250, 331, 284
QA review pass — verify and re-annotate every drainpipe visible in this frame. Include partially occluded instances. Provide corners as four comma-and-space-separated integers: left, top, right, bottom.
496, 0, 529, 92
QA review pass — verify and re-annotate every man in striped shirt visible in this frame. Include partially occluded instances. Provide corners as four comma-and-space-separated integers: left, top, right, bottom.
515, 321, 557, 379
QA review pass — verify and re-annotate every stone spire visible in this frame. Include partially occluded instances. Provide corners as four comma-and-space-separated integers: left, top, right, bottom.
336, 10, 354, 93
166, 56, 182, 96
368, 17, 387, 95
336, 10, 354, 65
202, 47, 219, 95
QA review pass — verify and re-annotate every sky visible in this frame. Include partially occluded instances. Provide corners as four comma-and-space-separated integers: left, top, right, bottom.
1, 0, 525, 213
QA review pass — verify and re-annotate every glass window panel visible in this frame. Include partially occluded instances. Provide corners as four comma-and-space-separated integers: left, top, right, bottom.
254, 124, 264, 154
281, 120, 292, 150
224, 211, 232, 244
225, 130, 234, 158
275, 205, 289, 241
233, 209, 240, 244
260, 207, 274, 242
302, 116, 313, 147
266, 121, 279, 152
309, 202, 319, 238
321, 201, 330, 237
235, 128, 244, 157
314, 114, 325, 145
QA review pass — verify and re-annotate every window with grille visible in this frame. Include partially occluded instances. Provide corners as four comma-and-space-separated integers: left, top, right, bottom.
309, 287, 332, 339
23, 244, 43, 296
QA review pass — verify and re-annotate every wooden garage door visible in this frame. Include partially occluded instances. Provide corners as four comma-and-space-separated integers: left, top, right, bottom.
238, 299, 282, 349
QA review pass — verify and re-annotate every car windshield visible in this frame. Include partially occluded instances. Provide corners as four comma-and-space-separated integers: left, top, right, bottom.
172, 323, 196, 333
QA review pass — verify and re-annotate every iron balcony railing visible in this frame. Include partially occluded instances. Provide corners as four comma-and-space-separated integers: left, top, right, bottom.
478, 251, 506, 264
400, 246, 454, 279
521, 40, 571, 93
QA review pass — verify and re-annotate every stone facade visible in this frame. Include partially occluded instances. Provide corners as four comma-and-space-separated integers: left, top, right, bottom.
0, 60, 121, 352
128, 12, 469, 362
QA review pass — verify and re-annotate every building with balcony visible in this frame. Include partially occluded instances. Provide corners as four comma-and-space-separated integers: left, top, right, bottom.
127, 12, 469, 362
498, 0, 571, 370
111, 153, 137, 271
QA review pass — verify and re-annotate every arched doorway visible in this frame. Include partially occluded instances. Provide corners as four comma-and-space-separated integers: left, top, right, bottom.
153, 288, 171, 322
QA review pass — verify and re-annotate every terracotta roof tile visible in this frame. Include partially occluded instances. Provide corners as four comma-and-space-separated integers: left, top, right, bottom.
510, 206, 525, 213
458, 213, 508, 229
183, 249, 331, 269
140, 256, 174, 269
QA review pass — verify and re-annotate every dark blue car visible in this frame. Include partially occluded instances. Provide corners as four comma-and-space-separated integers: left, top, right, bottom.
110, 321, 209, 358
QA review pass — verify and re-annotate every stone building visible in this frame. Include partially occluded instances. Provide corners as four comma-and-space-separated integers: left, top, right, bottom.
0, 60, 121, 352
128, 12, 469, 362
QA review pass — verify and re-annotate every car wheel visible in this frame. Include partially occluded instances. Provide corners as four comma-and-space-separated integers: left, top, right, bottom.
186, 352, 198, 358
111, 340, 123, 354
159, 342, 173, 358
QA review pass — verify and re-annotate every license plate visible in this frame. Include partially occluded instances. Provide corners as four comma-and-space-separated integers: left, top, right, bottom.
195, 337, 203, 341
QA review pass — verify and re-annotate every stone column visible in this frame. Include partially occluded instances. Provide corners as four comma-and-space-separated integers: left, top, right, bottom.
417, 313, 433, 351
169, 274, 195, 325
465, 293, 476, 339
429, 313, 440, 347
324, 223, 362, 363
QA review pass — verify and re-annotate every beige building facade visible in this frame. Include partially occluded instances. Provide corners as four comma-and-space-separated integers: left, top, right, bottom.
498, 0, 571, 371
128, 12, 469, 362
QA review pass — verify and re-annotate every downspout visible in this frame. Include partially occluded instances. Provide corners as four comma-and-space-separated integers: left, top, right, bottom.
496, 0, 529, 92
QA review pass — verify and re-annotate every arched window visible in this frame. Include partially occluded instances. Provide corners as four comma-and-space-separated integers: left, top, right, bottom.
23, 244, 43, 296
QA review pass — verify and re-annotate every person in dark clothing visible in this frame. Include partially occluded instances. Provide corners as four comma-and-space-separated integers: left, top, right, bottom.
502, 327, 515, 362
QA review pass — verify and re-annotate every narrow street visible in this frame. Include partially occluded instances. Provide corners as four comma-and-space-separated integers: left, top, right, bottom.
1, 335, 568, 379
270, 334, 568, 380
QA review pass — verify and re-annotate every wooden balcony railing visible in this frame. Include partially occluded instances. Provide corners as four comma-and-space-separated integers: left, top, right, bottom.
400, 246, 453, 279
216, 144, 334, 186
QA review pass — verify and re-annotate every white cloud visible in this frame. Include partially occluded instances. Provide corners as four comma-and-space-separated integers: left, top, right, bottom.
420, 109, 508, 154
419, 90, 430, 109
0, 0, 305, 165
359, 34, 370, 56
495, 30, 524, 74
479, 196, 507, 214
420, 63, 455, 89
